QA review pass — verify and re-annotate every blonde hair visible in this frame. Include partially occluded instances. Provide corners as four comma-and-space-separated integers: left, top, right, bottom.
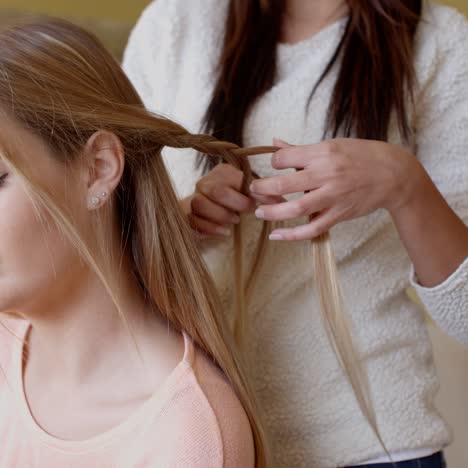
0, 17, 386, 463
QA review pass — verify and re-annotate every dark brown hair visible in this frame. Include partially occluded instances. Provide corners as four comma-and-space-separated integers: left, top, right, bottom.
199, 0, 423, 453
200, 0, 422, 172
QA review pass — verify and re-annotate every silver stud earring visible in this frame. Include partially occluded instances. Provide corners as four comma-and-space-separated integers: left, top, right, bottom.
100, 191, 108, 198
90, 196, 100, 206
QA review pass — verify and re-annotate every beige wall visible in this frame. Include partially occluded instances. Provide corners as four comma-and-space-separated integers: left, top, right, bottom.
0, 0, 465, 22
0, 0, 465, 465
444, 0, 468, 15
0, 0, 150, 22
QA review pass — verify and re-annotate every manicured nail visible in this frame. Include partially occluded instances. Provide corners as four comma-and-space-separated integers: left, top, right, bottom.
249, 184, 255, 192
255, 208, 265, 219
216, 227, 231, 236
269, 233, 284, 241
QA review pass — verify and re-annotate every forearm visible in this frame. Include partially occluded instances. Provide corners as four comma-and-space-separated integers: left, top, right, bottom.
389, 163, 468, 287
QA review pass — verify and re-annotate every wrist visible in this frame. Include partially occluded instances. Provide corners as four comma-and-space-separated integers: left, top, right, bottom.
387, 158, 431, 221
383, 147, 426, 211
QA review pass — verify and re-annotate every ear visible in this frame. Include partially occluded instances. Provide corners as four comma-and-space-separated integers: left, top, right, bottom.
83, 130, 125, 210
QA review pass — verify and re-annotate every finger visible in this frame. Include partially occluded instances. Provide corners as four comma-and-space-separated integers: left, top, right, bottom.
188, 214, 232, 238
199, 181, 257, 213
212, 163, 245, 190
249, 192, 287, 205
273, 138, 293, 149
249, 170, 320, 196
255, 189, 331, 222
191, 193, 241, 225
268, 209, 339, 241
271, 145, 333, 170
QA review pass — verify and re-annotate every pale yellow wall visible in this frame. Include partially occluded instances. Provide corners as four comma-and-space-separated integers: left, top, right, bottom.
0, 0, 152, 22
0, 0, 465, 23
444, 0, 468, 15
0, 0, 465, 466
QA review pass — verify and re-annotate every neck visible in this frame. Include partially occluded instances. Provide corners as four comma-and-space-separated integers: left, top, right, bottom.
282, 0, 349, 44
21, 259, 163, 385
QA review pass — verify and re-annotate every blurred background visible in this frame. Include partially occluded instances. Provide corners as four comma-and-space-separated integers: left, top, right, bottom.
0, 0, 466, 60
0, 0, 466, 466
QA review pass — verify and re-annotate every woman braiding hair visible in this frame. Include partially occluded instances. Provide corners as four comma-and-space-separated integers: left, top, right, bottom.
0, 16, 367, 467
124, 0, 468, 466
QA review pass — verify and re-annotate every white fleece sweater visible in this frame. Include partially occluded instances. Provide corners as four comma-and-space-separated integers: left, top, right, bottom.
123, 1, 468, 466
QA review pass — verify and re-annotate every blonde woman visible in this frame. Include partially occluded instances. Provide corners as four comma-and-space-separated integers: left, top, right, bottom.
123, 0, 468, 467
0, 18, 278, 468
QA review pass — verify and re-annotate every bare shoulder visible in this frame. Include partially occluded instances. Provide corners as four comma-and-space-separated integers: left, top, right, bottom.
189, 347, 255, 467
146, 340, 256, 468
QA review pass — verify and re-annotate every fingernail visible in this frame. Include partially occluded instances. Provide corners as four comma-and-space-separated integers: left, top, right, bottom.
255, 208, 265, 219
269, 233, 284, 241
249, 184, 255, 192
216, 227, 231, 236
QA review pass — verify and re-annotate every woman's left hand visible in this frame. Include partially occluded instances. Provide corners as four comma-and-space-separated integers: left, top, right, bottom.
250, 138, 425, 241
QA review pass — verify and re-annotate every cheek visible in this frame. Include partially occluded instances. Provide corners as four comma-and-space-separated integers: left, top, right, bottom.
0, 181, 80, 313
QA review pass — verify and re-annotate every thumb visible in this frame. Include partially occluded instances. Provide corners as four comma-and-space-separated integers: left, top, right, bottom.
273, 137, 293, 149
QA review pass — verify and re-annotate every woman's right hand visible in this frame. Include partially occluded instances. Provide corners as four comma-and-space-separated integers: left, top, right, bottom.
181, 163, 283, 238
